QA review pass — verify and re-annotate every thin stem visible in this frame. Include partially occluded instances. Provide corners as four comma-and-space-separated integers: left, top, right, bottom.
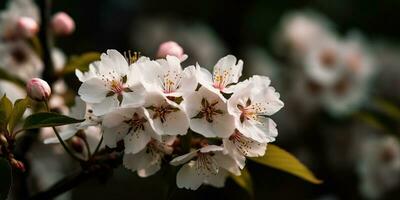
51, 126, 83, 162
44, 102, 84, 162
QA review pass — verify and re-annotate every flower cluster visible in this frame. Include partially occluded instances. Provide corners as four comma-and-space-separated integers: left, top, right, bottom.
276, 11, 376, 116
73, 49, 284, 190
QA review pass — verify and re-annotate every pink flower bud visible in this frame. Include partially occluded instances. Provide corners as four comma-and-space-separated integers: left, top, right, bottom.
156, 41, 188, 61
16, 17, 39, 38
51, 12, 75, 36
26, 78, 51, 101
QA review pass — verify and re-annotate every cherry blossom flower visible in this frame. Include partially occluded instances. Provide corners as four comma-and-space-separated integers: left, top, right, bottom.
183, 86, 235, 138
275, 10, 336, 59
102, 106, 157, 150
0, 41, 43, 81
170, 145, 241, 190
358, 135, 400, 199
123, 136, 176, 177
136, 55, 197, 98
227, 75, 284, 143
196, 55, 243, 97
304, 37, 345, 87
143, 89, 189, 136
77, 50, 146, 116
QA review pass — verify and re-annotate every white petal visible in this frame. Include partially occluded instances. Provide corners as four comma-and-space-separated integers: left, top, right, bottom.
124, 130, 151, 154
102, 124, 129, 148
200, 145, 224, 153
177, 65, 198, 95
102, 109, 126, 128
91, 96, 119, 116
78, 78, 108, 104
102, 49, 129, 75
214, 152, 241, 176
205, 169, 228, 188
240, 117, 278, 143
120, 85, 146, 108
170, 151, 198, 166
223, 139, 246, 169
176, 162, 205, 190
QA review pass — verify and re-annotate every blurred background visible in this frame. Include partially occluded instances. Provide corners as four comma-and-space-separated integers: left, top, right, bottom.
2, 0, 400, 199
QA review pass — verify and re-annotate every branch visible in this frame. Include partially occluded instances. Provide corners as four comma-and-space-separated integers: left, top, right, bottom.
29, 150, 123, 200
29, 170, 90, 200
38, 0, 56, 85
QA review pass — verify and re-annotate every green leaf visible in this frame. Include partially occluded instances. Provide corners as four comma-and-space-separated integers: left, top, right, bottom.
354, 112, 390, 133
0, 95, 13, 129
0, 158, 12, 200
230, 168, 254, 196
374, 98, 400, 121
62, 52, 101, 75
23, 112, 84, 130
8, 98, 30, 133
0, 68, 25, 87
249, 144, 322, 184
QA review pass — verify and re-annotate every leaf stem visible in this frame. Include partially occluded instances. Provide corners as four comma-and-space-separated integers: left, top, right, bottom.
44, 101, 84, 162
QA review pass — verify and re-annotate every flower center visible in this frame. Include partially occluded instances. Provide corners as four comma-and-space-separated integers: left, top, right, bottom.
124, 112, 148, 133
237, 99, 258, 123
192, 98, 223, 123
159, 70, 182, 94
319, 48, 337, 68
212, 67, 233, 90
148, 104, 180, 123
11, 47, 28, 64
110, 80, 124, 94
195, 152, 218, 176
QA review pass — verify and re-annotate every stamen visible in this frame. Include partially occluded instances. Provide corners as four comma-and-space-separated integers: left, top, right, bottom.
148, 104, 180, 123
212, 67, 235, 90
192, 98, 223, 123
237, 98, 267, 123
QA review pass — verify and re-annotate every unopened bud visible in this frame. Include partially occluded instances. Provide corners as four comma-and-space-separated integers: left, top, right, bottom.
10, 158, 25, 172
26, 78, 51, 101
156, 41, 188, 61
69, 136, 84, 153
51, 12, 75, 36
16, 17, 39, 38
